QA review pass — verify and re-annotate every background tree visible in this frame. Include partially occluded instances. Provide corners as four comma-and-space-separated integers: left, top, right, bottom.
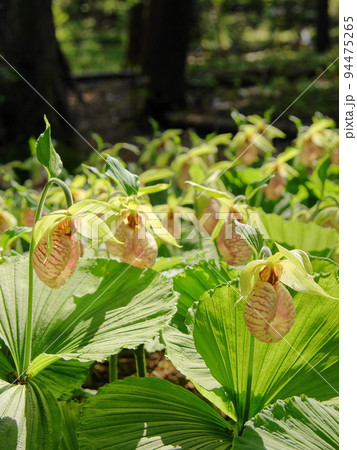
0, 0, 78, 168
316, 0, 330, 52
127, 0, 196, 119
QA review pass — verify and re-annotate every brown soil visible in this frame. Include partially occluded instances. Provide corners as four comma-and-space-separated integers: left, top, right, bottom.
84, 349, 198, 396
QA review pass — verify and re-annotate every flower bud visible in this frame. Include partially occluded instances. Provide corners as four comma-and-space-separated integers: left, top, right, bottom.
33, 219, 82, 289
314, 206, 339, 231
106, 213, 158, 269
244, 281, 296, 343
217, 219, 253, 266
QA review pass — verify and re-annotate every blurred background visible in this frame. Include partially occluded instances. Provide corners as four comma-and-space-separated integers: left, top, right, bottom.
0, 0, 338, 169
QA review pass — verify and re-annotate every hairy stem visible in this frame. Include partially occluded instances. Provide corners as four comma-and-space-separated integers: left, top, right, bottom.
109, 354, 117, 382
193, 196, 203, 249
134, 344, 146, 377
22, 178, 73, 378
241, 334, 255, 431
22, 182, 51, 376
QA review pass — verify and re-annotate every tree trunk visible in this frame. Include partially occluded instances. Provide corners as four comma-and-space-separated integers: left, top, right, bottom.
128, 0, 195, 119
316, 0, 330, 52
0, 0, 77, 168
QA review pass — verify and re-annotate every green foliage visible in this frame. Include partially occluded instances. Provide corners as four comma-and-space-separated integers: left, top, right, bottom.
0, 112, 339, 447
258, 212, 338, 253
105, 156, 140, 196
237, 396, 339, 449
163, 259, 338, 428
78, 377, 234, 449
59, 400, 83, 450
0, 256, 177, 370
0, 378, 61, 450
172, 259, 239, 332
0, 226, 31, 259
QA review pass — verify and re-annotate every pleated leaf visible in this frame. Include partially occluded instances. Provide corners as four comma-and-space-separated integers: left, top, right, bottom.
59, 401, 83, 450
0, 256, 177, 373
78, 377, 234, 449
164, 259, 338, 428
36, 358, 91, 400
172, 259, 239, 331
163, 324, 237, 420
236, 396, 339, 449
258, 212, 338, 253
0, 377, 61, 450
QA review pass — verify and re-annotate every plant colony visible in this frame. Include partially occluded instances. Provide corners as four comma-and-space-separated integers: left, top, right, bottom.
0, 112, 338, 449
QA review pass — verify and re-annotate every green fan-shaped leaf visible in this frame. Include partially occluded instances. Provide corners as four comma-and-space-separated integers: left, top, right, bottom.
78, 377, 233, 449
0, 344, 15, 381
164, 259, 338, 429
236, 396, 338, 449
0, 256, 177, 374
163, 324, 237, 420
0, 377, 61, 450
172, 259, 239, 331
59, 401, 83, 450
258, 212, 338, 253
36, 358, 91, 400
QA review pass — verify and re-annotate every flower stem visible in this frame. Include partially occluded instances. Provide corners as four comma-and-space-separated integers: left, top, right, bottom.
22, 178, 73, 378
109, 354, 117, 382
193, 196, 203, 249
22, 181, 51, 376
51, 177, 73, 208
134, 344, 146, 377
242, 333, 255, 431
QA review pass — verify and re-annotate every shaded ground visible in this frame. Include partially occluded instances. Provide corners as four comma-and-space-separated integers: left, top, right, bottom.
68, 77, 147, 161
84, 349, 199, 397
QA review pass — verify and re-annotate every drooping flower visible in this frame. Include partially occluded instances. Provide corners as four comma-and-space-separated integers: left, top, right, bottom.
263, 174, 286, 200
0, 209, 17, 233
176, 161, 191, 191
300, 137, 325, 167
106, 211, 158, 269
217, 213, 253, 266
33, 218, 82, 289
20, 208, 36, 227
314, 206, 339, 231
236, 138, 259, 166
330, 146, 339, 166
240, 244, 334, 343
244, 279, 295, 343
201, 198, 220, 234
